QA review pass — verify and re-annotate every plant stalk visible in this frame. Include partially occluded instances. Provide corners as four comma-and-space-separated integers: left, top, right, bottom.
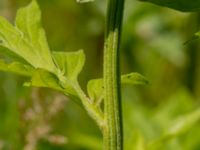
103, 0, 125, 149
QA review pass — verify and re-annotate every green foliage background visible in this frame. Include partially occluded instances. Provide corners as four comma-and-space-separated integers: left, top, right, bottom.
0, 0, 200, 149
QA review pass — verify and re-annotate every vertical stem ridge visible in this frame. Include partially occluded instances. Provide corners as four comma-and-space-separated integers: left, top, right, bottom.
103, 0, 125, 149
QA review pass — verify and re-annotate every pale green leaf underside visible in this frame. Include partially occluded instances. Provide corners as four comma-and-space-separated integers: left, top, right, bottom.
87, 72, 148, 101
139, 0, 200, 12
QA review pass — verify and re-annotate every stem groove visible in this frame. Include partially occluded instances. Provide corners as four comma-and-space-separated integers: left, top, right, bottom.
103, 0, 125, 149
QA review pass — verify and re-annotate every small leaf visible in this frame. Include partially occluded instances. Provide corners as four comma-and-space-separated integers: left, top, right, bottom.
87, 72, 148, 102
0, 0, 56, 72
122, 73, 149, 85
87, 79, 103, 102
52, 50, 85, 96
0, 59, 33, 76
139, 0, 200, 12
52, 50, 85, 81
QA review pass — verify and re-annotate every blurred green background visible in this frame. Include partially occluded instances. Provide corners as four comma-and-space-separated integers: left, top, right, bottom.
0, 0, 200, 149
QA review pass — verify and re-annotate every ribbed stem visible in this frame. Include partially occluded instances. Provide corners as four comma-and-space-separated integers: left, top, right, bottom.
103, 0, 125, 149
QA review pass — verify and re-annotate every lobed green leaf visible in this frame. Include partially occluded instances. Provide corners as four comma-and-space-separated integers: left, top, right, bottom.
0, 0, 87, 98
0, 0, 56, 72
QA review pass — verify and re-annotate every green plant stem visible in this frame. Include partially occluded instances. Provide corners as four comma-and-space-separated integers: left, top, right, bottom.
103, 0, 125, 149
73, 82, 105, 130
